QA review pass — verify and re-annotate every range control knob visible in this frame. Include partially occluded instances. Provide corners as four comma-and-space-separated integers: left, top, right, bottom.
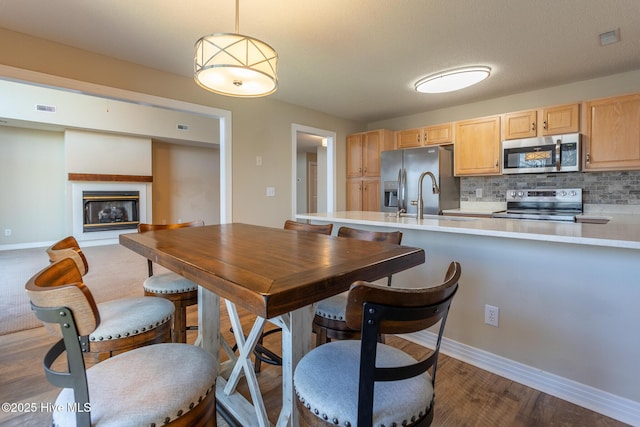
517, 191, 524, 198
561, 191, 567, 196
570, 190, 577, 197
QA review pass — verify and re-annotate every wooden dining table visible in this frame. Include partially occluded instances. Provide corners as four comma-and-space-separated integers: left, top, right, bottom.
120, 223, 425, 427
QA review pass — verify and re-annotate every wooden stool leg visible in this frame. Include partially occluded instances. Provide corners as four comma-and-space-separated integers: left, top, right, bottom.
174, 304, 187, 343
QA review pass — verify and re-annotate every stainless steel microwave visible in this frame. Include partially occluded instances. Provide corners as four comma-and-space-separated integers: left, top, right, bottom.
502, 133, 581, 174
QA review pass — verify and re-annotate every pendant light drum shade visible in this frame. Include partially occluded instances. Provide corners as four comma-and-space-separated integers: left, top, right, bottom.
194, 32, 278, 97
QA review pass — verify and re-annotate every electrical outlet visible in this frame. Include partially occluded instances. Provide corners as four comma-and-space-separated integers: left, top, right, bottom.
485, 304, 499, 327
266, 187, 276, 197
4, 229, 11, 237
475, 188, 483, 198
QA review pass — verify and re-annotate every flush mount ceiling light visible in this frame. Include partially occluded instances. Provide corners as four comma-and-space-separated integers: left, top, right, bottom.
415, 66, 491, 94
194, 0, 278, 97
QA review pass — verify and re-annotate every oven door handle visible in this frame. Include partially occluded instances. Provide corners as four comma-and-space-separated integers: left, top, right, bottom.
555, 139, 561, 171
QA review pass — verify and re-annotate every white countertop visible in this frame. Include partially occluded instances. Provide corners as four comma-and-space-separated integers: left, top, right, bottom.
296, 211, 640, 250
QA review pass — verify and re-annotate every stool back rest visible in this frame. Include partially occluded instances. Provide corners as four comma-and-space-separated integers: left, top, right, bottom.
337, 226, 403, 245
338, 226, 403, 286
345, 261, 461, 427
25, 257, 100, 338
138, 220, 205, 276
345, 261, 460, 334
25, 258, 98, 427
46, 236, 89, 276
283, 220, 333, 235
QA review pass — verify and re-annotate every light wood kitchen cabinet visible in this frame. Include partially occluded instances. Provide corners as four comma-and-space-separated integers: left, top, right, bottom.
396, 128, 422, 148
424, 123, 453, 145
346, 179, 380, 211
346, 129, 393, 210
503, 110, 537, 139
584, 93, 640, 171
396, 123, 453, 148
542, 103, 580, 135
346, 130, 393, 178
503, 103, 579, 140
454, 115, 501, 176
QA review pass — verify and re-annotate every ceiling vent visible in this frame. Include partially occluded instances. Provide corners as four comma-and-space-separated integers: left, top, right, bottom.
177, 124, 189, 131
599, 29, 620, 46
36, 104, 56, 113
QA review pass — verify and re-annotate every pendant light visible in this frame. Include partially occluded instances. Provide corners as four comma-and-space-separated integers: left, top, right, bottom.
415, 66, 491, 94
194, 0, 278, 97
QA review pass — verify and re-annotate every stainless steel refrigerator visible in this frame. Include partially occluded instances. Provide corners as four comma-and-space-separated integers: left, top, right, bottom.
380, 146, 460, 216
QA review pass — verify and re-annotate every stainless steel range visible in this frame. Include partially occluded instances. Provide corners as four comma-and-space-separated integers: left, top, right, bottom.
492, 188, 583, 221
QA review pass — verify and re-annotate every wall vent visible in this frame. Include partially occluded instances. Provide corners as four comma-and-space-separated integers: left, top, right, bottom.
36, 104, 56, 113
177, 124, 189, 131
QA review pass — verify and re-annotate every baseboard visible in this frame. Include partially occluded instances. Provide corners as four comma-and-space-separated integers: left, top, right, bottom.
401, 330, 640, 426
0, 239, 118, 251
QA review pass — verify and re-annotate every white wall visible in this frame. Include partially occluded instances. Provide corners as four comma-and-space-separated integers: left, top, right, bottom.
65, 130, 152, 175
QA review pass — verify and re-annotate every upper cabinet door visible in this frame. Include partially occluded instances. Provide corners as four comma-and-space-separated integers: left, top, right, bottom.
424, 123, 453, 145
585, 93, 640, 171
396, 128, 423, 148
362, 131, 381, 177
454, 116, 501, 176
346, 133, 363, 178
541, 104, 579, 136
503, 110, 537, 140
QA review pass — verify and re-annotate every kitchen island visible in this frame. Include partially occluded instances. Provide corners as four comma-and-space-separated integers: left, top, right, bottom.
296, 211, 640, 425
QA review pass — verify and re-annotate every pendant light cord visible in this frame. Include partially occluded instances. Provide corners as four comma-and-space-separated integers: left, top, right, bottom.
235, 0, 240, 33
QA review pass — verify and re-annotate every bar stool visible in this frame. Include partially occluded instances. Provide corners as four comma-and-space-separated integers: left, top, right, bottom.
138, 220, 205, 343
312, 226, 402, 346
294, 262, 461, 427
26, 257, 217, 426
46, 236, 174, 362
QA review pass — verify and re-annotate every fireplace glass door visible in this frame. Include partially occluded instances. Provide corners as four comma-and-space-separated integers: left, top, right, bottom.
83, 191, 140, 232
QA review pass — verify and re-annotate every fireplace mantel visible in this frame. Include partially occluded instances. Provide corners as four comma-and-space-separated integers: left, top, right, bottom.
68, 173, 153, 182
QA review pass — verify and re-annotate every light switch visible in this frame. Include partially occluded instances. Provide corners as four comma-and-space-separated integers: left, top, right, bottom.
266, 187, 276, 197
256, 156, 263, 166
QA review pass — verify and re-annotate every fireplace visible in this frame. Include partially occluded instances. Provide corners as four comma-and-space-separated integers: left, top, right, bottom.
71, 182, 149, 243
83, 191, 140, 232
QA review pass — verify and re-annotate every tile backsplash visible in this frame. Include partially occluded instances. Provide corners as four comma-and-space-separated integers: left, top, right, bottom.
461, 171, 640, 205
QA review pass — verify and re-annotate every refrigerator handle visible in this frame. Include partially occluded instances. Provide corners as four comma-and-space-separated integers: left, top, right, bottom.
396, 168, 402, 210
398, 168, 407, 212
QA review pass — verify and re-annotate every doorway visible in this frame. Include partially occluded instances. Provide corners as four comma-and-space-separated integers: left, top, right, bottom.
291, 124, 335, 217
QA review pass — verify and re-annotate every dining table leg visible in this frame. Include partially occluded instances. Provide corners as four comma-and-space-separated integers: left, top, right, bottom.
275, 304, 315, 427
199, 284, 315, 427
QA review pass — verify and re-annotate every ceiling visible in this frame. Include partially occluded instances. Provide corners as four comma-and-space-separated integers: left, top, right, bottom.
1, 0, 639, 123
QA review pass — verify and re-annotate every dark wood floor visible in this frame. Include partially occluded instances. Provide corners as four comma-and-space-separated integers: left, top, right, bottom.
0, 303, 627, 427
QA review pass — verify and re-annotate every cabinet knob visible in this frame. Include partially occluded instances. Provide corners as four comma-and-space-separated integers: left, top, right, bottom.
543, 120, 548, 130
586, 153, 591, 163
532, 122, 536, 131
363, 167, 367, 173
495, 159, 499, 167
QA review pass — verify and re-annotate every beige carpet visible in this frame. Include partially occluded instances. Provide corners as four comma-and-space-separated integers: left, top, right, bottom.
0, 243, 167, 336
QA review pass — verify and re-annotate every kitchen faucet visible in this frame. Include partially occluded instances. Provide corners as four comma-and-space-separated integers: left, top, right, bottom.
416, 171, 440, 219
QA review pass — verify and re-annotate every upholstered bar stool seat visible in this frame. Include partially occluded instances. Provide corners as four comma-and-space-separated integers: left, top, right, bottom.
294, 340, 433, 427
138, 221, 204, 343
89, 297, 174, 346
53, 343, 217, 427
314, 292, 348, 321
144, 273, 198, 294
